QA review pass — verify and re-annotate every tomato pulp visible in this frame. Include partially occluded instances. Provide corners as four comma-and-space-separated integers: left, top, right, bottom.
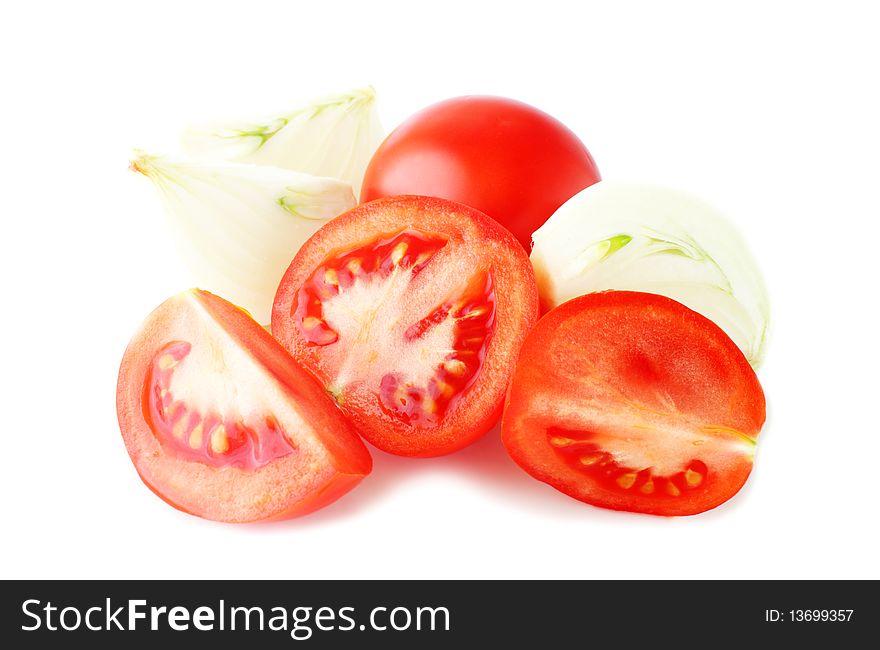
116, 289, 372, 522
502, 291, 766, 516
360, 96, 600, 251
272, 196, 539, 457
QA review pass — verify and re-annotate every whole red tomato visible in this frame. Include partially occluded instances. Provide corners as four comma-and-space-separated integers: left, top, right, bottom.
360, 96, 600, 250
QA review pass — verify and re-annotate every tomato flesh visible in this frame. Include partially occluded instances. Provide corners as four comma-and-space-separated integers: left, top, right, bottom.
501, 291, 765, 516
546, 425, 711, 499
117, 289, 372, 522
377, 270, 495, 427
272, 196, 538, 457
292, 228, 497, 429
146, 341, 296, 469
294, 230, 449, 347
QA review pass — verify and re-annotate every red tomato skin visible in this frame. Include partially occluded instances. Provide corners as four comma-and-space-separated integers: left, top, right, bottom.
272, 195, 539, 457
360, 96, 600, 251
116, 289, 372, 523
501, 291, 766, 517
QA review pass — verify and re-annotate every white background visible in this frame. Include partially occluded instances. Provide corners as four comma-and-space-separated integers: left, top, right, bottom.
2, 0, 878, 579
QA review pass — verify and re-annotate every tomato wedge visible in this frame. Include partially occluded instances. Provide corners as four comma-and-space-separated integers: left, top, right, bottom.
116, 289, 372, 522
501, 291, 765, 516
272, 195, 539, 457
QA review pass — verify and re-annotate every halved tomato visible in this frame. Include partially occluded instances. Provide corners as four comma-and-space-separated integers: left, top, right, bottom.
272, 195, 539, 457
116, 289, 372, 523
501, 291, 765, 516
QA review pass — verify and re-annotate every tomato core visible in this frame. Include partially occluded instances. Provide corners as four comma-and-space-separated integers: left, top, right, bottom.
379, 271, 495, 426
145, 341, 297, 470
546, 426, 710, 498
294, 230, 448, 346
291, 228, 497, 427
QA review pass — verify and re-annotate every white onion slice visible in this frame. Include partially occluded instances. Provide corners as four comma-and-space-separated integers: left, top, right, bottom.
530, 182, 770, 367
181, 87, 383, 197
132, 152, 356, 324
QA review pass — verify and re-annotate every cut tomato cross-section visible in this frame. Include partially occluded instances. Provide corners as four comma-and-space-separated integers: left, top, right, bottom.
116, 289, 372, 523
501, 291, 766, 516
272, 196, 539, 457
146, 340, 298, 469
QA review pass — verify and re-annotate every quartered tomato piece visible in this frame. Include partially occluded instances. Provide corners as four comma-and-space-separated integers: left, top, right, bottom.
272, 195, 539, 457
501, 291, 766, 516
116, 289, 372, 522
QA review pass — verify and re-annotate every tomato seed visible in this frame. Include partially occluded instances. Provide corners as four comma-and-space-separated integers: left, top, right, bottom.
158, 354, 178, 370
346, 258, 363, 274
209, 424, 228, 454
390, 241, 408, 265
685, 468, 703, 488
171, 415, 188, 440
616, 473, 637, 489
444, 359, 467, 376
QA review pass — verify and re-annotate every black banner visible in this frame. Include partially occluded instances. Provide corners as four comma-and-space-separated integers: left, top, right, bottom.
1, 580, 874, 646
